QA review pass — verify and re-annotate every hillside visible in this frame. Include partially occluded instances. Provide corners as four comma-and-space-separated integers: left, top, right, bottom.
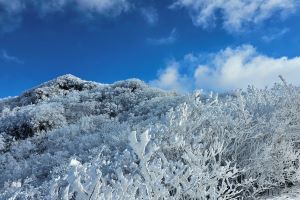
0, 75, 299, 199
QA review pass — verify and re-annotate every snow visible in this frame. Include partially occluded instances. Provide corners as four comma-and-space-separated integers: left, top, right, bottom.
0, 75, 299, 199
261, 185, 300, 200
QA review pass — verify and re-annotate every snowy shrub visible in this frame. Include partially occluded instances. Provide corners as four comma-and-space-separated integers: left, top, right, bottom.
47, 130, 248, 200
19, 74, 98, 105
0, 75, 300, 199
0, 102, 66, 139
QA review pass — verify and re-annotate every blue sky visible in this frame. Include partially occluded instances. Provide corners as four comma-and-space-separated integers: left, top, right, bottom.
1, 0, 300, 97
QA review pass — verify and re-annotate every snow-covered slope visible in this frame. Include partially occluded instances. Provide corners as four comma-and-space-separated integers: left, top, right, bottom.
0, 75, 299, 199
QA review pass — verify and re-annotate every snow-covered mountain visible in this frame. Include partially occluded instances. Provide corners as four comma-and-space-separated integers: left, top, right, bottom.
0, 75, 299, 199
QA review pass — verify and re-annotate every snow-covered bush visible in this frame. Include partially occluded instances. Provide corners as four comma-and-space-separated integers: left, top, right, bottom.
0, 102, 66, 139
0, 75, 299, 199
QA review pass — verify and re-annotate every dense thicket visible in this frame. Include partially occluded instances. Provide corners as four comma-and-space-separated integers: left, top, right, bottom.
0, 75, 299, 199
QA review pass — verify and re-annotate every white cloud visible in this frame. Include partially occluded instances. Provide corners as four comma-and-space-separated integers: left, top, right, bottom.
0, 0, 131, 33
0, 49, 23, 64
0, 0, 25, 33
75, 0, 131, 16
152, 45, 300, 92
261, 28, 290, 43
147, 29, 177, 45
170, 0, 298, 33
150, 62, 191, 93
140, 7, 158, 25
194, 45, 300, 91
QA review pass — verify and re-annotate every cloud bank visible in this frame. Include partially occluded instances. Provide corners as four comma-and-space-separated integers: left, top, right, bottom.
0, 0, 131, 33
151, 45, 300, 92
170, 0, 298, 33
1, 0, 298, 33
